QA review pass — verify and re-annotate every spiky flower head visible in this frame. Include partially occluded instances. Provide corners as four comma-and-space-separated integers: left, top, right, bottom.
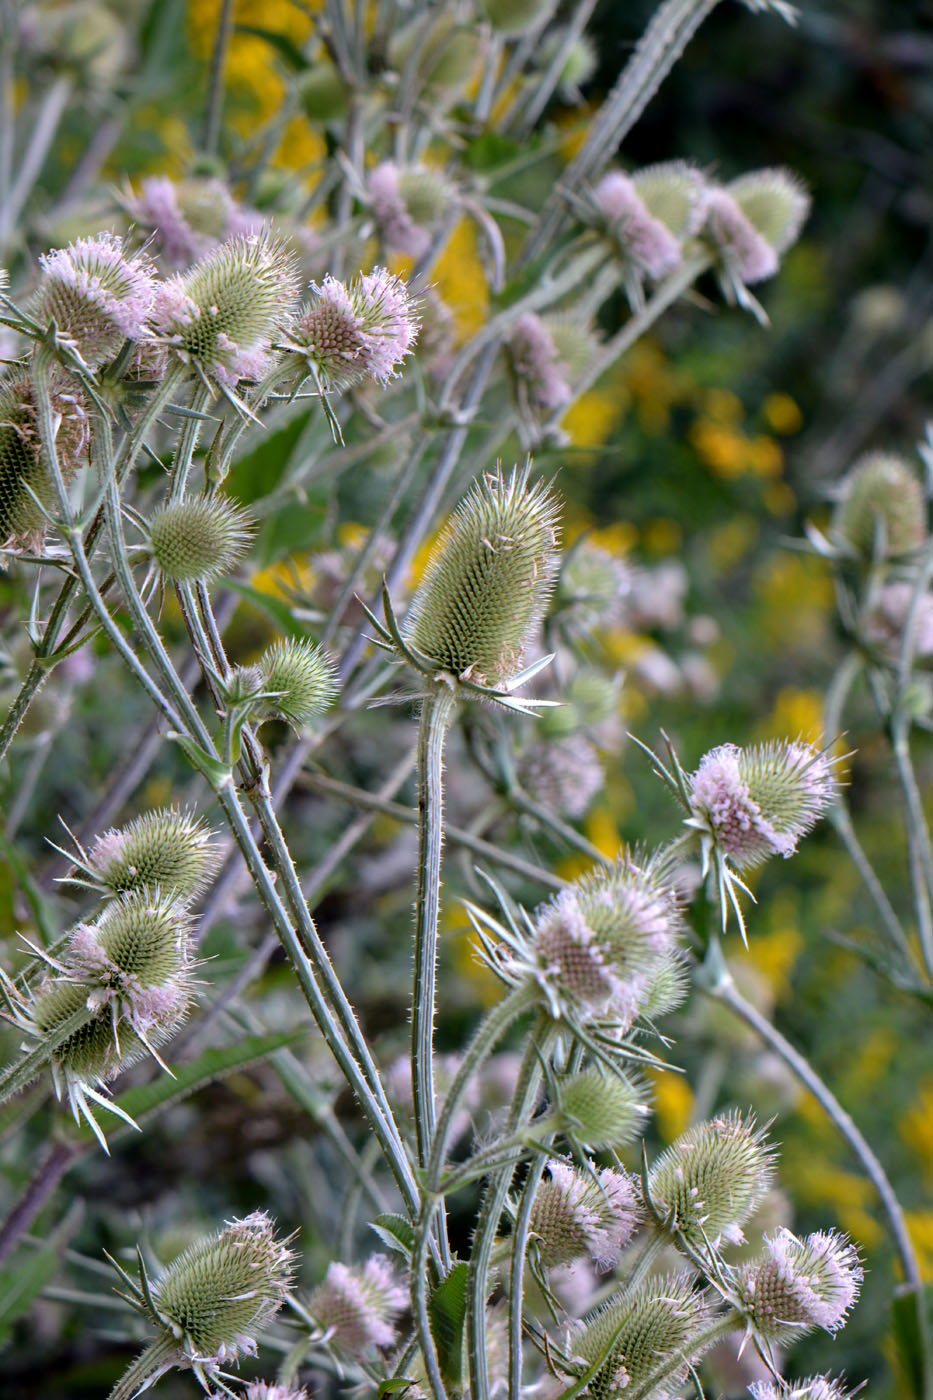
591, 172, 683, 280
482, 0, 557, 34
404, 464, 560, 688
508, 312, 572, 411
256, 638, 338, 726
149, 233, 299, 386
0, 370, 88, 546
740, 1228, 862, 1343
148, 496, 255, 583
127, 176, 262, 269
556, 1067, 650, 1150
557, 540, 631, 635
122, 1212, 294, 1381
367, 162, 453, 259
519, 732, 603, 819
32, 233, 158, 371
749, 1377, 858, 1400
688, 739, 837, 870
571, 1273, 712, 1400
243, 1385, 309, 1400
706, 169, 809, 285
648, 1111, 776, 1250
538, 29, 598, 99
390, 14, 482, 95
84, 808, 219, 898
308, 1254, 407, 1356
286, 268, 420, 391
527, 855, 684, 1029
529, 1161, 640, 1269
833, 451, 926, 558
633, 161, 709, 240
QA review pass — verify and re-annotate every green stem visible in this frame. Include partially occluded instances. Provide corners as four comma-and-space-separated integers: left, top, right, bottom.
0, 1007, 95, 1105
412, 686, 458, 1172
202, 0, 235, 156
107, 1334, 179, 1400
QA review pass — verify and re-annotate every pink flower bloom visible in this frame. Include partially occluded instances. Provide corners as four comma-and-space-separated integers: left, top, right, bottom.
705, 189, 779, 284
367, 161, 431, 258
127, 176, 266, 269
749, 1378, 856, 1400
288, 267, 419, 389
509, 312, 571, 410
34, 233, 157, 369
530, 1160, 641, 1269
310, 1255, 408, 1355
865, 580, 933, 659
741, 1228, 863, 1341
592, 172, 683, 278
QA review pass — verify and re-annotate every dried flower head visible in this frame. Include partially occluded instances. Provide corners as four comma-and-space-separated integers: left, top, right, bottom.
556, 1066, 650, 1150
147, 496, 255, 583
0, 370, 89, 547
526, 855, 684, 1028
647, 1111, 776, 1250
508, 312, 572, 411
367, 162, 452, 259
529, 1161, 640, 1269
83, 808, 218, 898
404, 464, 560, 688
149, 233, 299, 386
32, 233, 157, 370
707, 169, 809, 286
286, 268, 420, 391
571, 1273, 712, 1400
688, 739, 837, 870
113, 1212, 295, 1390
749, 1377, 858, 1400
308, 1254, 407, 1356
740, 1228, 863, 1342
256, 638, 338, 726
591, 172, 683, 280
833, 451, 926, 558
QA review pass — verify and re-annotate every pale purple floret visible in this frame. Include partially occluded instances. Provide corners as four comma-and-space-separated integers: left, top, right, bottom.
290, 268, 419, 389
531, 1160, 640, 1270
866, 581, 933, 659
87, 828, 127, 876
127, 177, 214, 266
690, 744, 790, 865
310, 1255, 407, 1355
509, 312, 571, 410
592, 172, 683, 278
367, 161, 431, 258
66, 922, 189, 1034
749, 1377, 854, 1400
743, 1228, 863, 1339
35, 233, 157, 368
245, 1385, 309, 1400
705, 189, 779, 284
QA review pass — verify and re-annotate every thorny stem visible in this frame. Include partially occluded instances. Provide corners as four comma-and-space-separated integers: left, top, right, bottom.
106, 1333, 179, 1400
0, 1141, 77, 1266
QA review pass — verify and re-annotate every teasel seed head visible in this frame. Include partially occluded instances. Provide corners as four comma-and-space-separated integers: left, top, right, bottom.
647, 1110, 776, 1250
833, 451, 926, 558
149, 233, 299, 386
84, 808, 219, 898
739, 1228, 863, 1343
126, 175, 262, 269
0, 369, 89, 547
123, 1211, 295, 1377
508, 312, 572, 411
688, 739, 837, 871
286, 267, 420, 391
404, 463, 560, 688
527, 853, 684, 1029
556, 1066, 650, 1150
749, 1377, 859, 1400
147, 496, 255, 583
256, 638, 338, 726
32, 233, 157, 370
519, 732, 603, 819
529, 1160, 640, 1269
296, 62, 347, 122
571, 1272, 713, 1400
633, 160, 709, 240
308, 1254, 408, 1356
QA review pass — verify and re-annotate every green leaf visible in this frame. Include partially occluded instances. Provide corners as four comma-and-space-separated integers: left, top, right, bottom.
0, 1202, 81, 1346
221, 580, 307, 636
0, 832, 59, 946
428, 1260, 468, 1389
377, 1379, 418, 1397
464, 132, 521, 173
891, 1283, 933, 1400
370, 1214, 415, 1260
77, 1030, 306, 1142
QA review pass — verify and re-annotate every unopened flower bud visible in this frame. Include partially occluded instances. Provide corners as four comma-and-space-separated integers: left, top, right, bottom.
149, 233, 299, 386
740, 1228, 862, 1342
85, 808, 218, 898
529, 1161, 640, 1269
688, 739, 836, 870
404, 463, 560, 688
32, 233, 157, 371
390, 15, 482, 93
257, 638, 338, 726
308, 1254, 407, 1356
749, 1377, 858, 1400
833, 451, 926, 558
556, 1067, 650, 1150
648, 1110, 776, 1250
148, 497, 255, 583
572, 1273, 712, 1400
287, 268, 419, 391
482, 0, 557, 36
538, 30, 597, 99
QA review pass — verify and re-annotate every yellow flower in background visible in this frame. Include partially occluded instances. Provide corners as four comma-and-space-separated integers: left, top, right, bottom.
759, 687, 824, 745
431, 220, 489, 340
649, 1068, 693, 1142
906, 1211, 933, 1281
753, 552, 833, 651
763, 391, 803, 435
707, 517, 759, 572
562, 380, 628, 449
900, 1079, 933, 1184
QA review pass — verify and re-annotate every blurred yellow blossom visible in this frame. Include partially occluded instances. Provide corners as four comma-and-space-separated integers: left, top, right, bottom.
906, 1211, 933, 1281
649, 1068, 693, 1143
763, 392, 803, 435
899, 1079, 933, 1184
432, 220, 489, 340
642, 517, 682, 555
759, 687, 824, 745
753, 552, 833, 650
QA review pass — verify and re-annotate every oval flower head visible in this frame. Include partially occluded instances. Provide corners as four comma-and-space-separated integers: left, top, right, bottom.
77, 807, 219, 898
739, 1228, 863, 1344
591, 171, 685, 281
308, 1254, 407, 1357
31, 232, 157, 370
108, 1212, 295, 1396
366, 161, 453, 259
0, 369, 89, 548
705, 168, 809, 312
749, 1379, 859, 1400
285, 267, 420, 392
688, 739, 836, 872
400, 463, 560, 700
529, 1160, 641, 1269
832, 450, 926, 560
